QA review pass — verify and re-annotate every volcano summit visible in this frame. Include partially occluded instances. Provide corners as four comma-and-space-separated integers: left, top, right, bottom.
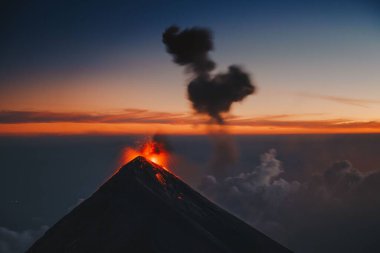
28, 156, 291, 253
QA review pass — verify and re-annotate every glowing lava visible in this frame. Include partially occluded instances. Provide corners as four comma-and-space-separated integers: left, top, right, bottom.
120, 139, 170, 171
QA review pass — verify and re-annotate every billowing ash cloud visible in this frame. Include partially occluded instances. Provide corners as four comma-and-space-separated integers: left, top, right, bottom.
199, 149, 380, 252
162, 26, 215, 74
163, 26, 255, 123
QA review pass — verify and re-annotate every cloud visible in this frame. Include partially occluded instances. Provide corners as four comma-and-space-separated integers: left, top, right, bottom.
298, 93, 380, 107
200, 149, 301, 228
67, 198, 85, 212
0, 226, 48, 253
199, 149, 380, 252
0, 109, 198, 124
228, 117, 380, 129
1, 110, 380, 133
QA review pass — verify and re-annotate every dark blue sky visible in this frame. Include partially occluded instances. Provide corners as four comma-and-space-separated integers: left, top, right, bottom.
1, 0, 378, 79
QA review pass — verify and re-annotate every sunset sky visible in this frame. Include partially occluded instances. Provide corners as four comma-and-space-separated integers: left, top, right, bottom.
1, 0, 379, 135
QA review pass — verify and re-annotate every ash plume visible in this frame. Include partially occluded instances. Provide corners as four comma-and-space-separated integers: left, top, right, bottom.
152, 134, 173, 152
209, 131, 238, 179
163, 26, 255, 124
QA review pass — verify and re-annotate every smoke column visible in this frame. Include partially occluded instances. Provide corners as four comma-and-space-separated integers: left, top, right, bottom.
162, 26, 256, 124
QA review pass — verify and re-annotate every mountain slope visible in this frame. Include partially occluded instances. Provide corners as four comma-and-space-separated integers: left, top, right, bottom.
28, 156, 292, 253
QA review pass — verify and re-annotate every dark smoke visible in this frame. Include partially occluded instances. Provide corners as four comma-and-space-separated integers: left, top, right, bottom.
163, 26, 255, 124
152, 133, 173, 152
209, 132, 238, 179
162, 26, 215, 75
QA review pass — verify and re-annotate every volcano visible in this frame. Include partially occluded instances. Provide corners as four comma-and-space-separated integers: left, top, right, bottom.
27, 156, 291, 253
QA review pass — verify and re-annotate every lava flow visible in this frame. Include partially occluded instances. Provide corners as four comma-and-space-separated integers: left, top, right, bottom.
120, 139, 170, 172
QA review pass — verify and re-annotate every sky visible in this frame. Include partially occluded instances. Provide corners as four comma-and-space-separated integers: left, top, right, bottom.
1, 0, 379, 135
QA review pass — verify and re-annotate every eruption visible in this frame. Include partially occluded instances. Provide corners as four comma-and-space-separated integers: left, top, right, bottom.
163, 26, 256, 124
120, 137, 170, 172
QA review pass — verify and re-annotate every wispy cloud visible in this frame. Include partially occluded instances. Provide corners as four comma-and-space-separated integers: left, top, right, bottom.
0, 109, 200, 124
0, 226, 48, 253
228, 118, 380, 129
298, 93, 380, 108
0, 109, 379, 132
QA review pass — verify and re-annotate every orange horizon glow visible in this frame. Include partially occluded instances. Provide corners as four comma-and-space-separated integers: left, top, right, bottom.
1, 122, 380, 136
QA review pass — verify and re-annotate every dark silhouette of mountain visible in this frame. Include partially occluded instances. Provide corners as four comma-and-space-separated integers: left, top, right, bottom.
27, 156, 292, 253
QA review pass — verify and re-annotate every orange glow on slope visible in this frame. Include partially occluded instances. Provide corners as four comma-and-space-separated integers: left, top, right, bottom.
120, 138, 170, 171
155, 173, 167, 185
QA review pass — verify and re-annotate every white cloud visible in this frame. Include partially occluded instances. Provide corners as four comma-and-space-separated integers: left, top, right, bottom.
0, 226, 48, 253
